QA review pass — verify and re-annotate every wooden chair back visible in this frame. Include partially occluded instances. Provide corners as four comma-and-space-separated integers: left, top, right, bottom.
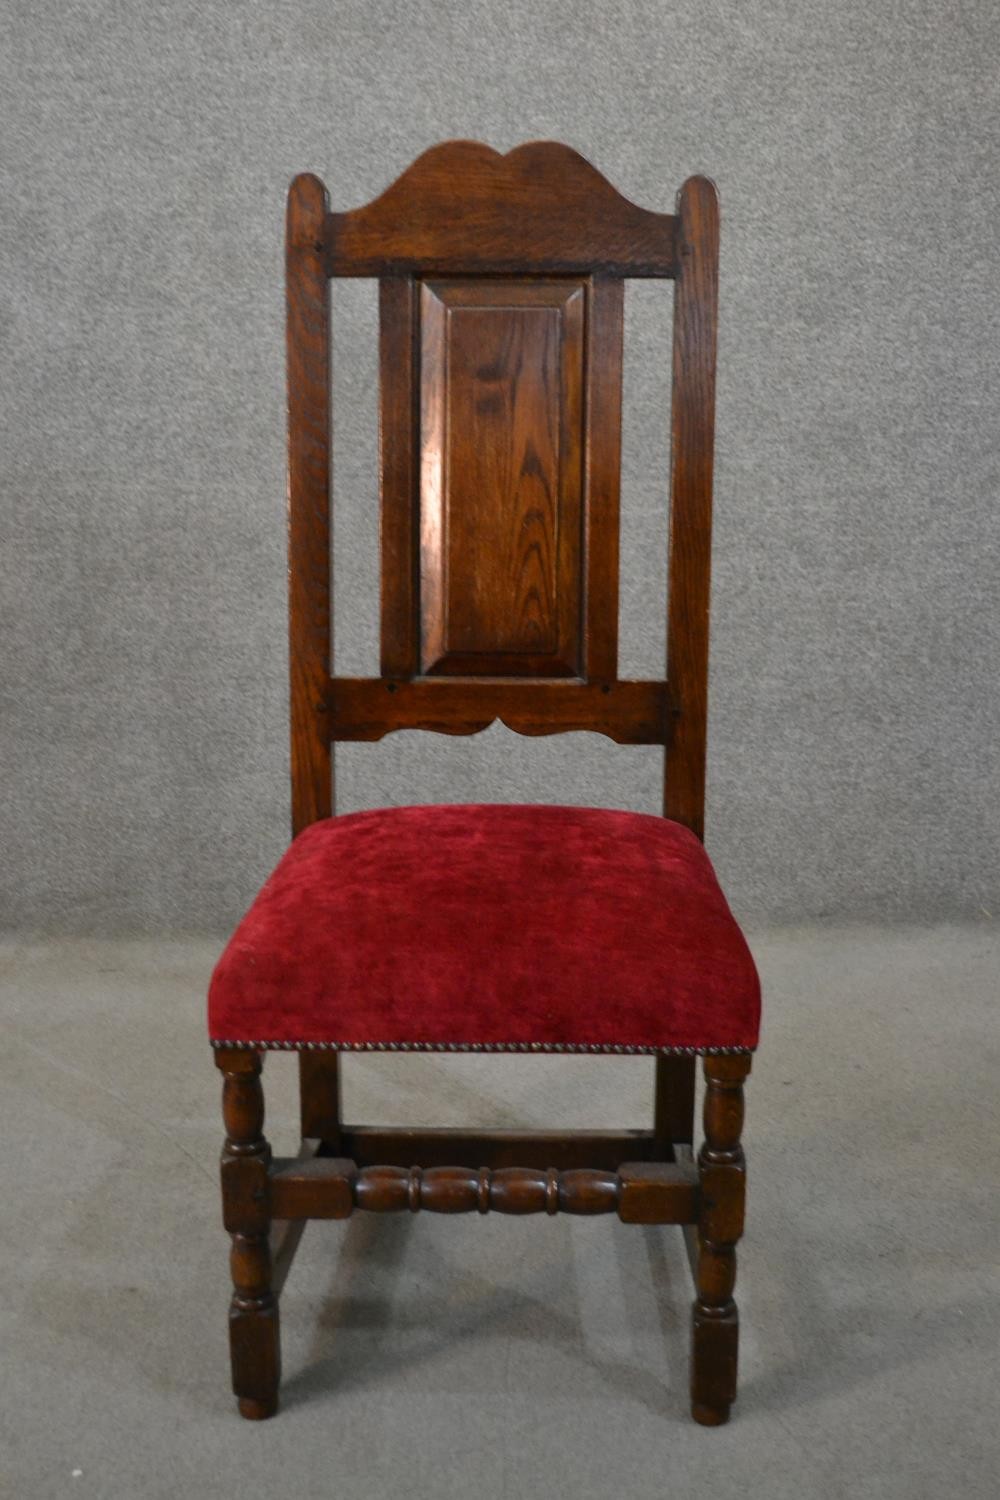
285, 141, 719, 840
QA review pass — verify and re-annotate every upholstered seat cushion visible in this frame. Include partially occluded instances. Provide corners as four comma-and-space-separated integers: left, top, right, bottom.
208, 804, 760, 1055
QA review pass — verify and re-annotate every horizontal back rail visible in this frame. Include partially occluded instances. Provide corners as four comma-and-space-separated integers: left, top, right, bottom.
322, 676, 674, 745
326, 140, 679, 278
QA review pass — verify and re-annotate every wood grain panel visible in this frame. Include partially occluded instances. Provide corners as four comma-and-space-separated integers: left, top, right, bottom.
441, 305, 560, 658
327, 140, 679, 277
419, 280, 585, 677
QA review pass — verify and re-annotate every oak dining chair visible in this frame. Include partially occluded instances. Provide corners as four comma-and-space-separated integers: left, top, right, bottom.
208, 141, 760, 1426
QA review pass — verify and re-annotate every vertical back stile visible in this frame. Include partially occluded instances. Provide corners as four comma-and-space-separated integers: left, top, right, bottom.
584, 276, 624, 682
287, 174, 333, 835
379, 276, 420, 677
664, 176, 720, 840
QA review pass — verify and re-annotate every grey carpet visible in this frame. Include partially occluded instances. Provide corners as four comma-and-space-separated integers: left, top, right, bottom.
2, 924, 997, 1499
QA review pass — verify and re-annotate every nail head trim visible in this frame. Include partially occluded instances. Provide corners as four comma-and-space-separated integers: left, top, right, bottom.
208, 1038, 755, 1056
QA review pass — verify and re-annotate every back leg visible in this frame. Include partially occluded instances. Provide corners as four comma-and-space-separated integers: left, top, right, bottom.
299, 1050, 342, 1149
653, 1054, 696, 1158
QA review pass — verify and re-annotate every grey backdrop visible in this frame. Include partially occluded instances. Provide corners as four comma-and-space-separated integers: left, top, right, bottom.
2, 0, 998, 935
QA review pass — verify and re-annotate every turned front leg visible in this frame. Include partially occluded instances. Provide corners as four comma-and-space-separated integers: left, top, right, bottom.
216, 1048, 280, 1420
691, 1053, 750, 1426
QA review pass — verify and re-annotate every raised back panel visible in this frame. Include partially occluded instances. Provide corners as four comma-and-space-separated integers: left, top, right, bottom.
419, 279, 584, 678
378, 265, 626, 693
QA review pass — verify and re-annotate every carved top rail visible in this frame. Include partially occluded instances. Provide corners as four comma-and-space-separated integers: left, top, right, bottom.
325, 141, 679, 277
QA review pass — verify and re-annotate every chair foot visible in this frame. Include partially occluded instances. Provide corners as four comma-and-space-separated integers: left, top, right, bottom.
690, 1299, 739, 1421
238, 1395, 279, 1421
691, 1400, 731, 1427
229, 1291, 281, 1420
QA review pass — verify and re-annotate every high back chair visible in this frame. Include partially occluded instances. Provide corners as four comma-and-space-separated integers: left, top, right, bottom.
209, 141, 760, 1426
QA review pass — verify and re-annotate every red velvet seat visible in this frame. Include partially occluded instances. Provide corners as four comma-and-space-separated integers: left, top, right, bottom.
209, 803, 760, 1056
